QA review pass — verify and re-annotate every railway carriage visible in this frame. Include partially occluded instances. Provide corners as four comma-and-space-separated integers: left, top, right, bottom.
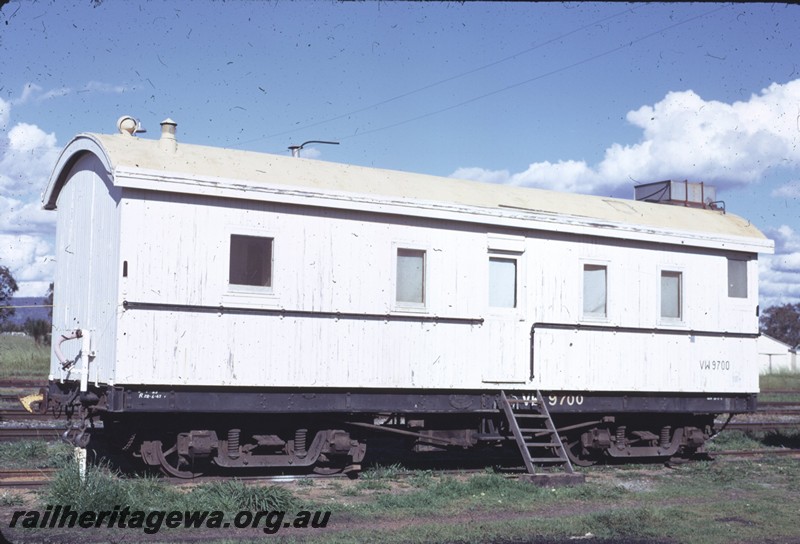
42, 118, 773, 476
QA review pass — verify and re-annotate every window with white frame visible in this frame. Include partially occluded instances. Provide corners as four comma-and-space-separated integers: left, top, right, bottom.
582, 264, 607, 318
727, 258, 748, 298
229, 234, 273, 287
489, 257, 517, 308
660, 270, 682, 320
396, 248, 426, 305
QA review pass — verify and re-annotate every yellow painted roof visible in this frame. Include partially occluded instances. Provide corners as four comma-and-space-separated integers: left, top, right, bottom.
81, 133, 769, 242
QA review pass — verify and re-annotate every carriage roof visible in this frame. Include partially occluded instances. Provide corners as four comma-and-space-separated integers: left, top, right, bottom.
44, 132, 773, 253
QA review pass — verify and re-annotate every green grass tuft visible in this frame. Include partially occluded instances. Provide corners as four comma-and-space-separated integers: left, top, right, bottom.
41, 461, 297, 514
181, 479, 297, 512
0, 491, 24, 506
587, 506, 666, 538
0, 441, 73, 469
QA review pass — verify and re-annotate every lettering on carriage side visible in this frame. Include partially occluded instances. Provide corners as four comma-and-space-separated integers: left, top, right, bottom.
137, 391, 167, 399
547, 395, 585, 407
699, 360, 731, 371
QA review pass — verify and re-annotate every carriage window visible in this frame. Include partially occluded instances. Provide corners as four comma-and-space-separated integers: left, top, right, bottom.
396, 248, 426, 305
489, 257, 517, 308
728, 258, 747, 298
583, 264, 607, 318
229, 235, 273, 287
660, 270, 682, 320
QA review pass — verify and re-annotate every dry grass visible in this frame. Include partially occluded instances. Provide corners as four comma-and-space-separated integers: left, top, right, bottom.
0, 334, 50, 380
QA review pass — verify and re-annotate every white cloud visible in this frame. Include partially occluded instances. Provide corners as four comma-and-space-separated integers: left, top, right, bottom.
83, 81, 126, 94
771, 181, 800, 198
299, 146, 322, 160
0, 89, 60, 298
15, 83, 44, 105
0, 97, 9, 131
0, 195, 56, 235
0, 234, 55, 297
453, 79, 800, 196
450, 167, 511, 185
0, 122, 60, 196
757, 225, 800, 308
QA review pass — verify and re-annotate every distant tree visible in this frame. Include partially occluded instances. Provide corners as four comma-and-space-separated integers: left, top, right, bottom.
24, 318, 51, 346
0, 265, 19, 330
760, 303, 800, 349
45, 282, 54, 322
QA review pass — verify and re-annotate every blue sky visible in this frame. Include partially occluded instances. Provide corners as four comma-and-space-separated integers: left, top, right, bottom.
1, 1, 798, 306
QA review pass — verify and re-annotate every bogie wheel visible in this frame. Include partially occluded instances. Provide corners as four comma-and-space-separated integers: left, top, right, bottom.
563, 437, 599, 467
312, 465, 344, 476
151, 439, 204, 479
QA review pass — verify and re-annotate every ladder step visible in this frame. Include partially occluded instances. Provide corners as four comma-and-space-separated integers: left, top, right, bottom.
530, 457, 567, 463
499, 390, 576, 476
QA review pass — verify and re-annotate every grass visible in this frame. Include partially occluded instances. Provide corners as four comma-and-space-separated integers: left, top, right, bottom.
0, 441, 73, 469
310, 458, 800, 544
760, 369, 800, 392
0, 334, 50, 381
41, 462, 298, 514
707, 429, 800, 452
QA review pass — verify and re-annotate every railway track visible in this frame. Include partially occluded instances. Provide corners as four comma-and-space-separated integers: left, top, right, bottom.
0, 409, 53, 422
725, 421, 800, 432
0, 427, 64, 442
0, 468, 57, 488
0, 381, 43, 391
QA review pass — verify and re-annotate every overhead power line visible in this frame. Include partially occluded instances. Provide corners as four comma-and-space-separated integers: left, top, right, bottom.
336, 4, 728, 142
242, 5, 647, 146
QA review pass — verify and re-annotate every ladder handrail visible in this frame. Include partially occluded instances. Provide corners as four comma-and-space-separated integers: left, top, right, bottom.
499, 391, 536, 474
534, 390, 575, 474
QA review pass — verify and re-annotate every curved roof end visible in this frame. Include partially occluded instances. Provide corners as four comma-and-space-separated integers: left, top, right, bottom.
42, 134, 113, 210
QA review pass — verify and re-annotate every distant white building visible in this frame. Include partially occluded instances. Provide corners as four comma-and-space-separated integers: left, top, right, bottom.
758, 334, 797, 374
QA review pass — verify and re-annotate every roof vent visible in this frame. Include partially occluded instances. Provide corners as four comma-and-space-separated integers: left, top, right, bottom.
116, 115, 146, 136
288, 140, 339, 158
634, 180, 723, 211
159, 118, 177, 153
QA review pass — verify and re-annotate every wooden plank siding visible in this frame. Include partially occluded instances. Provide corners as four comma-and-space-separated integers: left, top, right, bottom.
44, 133, 771, 394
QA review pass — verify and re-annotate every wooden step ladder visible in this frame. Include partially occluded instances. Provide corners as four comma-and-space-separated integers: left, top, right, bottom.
499, 390, 575, 476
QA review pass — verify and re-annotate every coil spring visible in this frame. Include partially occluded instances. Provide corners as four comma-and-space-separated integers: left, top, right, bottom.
660, 426, 671, 448
295, 428, 308, 458
228, 428, 240, 459
616, 425, 626, 445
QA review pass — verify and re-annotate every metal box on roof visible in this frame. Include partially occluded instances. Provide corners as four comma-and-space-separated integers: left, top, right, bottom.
634, 180, 717, 208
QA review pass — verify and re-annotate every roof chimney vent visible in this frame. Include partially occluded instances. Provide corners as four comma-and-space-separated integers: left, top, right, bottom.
160, 118, 177, 152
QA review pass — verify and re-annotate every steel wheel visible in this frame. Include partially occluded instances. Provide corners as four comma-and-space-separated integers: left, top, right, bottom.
151, 439, 204, 479
563, 437, 598, 467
